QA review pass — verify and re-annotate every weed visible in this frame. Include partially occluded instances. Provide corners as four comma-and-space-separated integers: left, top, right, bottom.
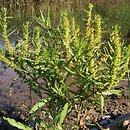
0, 3, 130, 130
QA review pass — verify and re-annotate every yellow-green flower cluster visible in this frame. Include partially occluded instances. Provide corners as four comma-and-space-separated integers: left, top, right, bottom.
109, 25, 121, 88
2, 8, 13, 55
0, 54, 17, 69
62, 15, 71, 61
63, 15, 70, 46
89, 28, 95, 75
85, 3, 93, 38
34, 27, 41, 56
22, 22, 29, 55
95, 15, 101, 44
71, 18, 80, 48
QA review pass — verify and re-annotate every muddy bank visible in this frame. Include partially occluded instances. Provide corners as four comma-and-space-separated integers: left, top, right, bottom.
0, 65, 41, 109
0, 65, 42, 129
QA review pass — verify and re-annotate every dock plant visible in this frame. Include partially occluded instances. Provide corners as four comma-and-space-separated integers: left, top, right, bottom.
0, 3, 130, 130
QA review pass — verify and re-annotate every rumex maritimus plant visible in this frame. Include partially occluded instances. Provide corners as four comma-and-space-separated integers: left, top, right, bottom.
0, 3, 130, 130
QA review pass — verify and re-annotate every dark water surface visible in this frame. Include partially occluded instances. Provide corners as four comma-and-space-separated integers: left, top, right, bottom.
0, 0, 130, 109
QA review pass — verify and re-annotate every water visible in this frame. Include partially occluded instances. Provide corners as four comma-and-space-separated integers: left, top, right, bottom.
0, 0, 130, 109
0, 39, 40, 108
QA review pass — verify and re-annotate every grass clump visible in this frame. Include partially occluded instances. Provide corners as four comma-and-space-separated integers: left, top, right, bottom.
0, 3, 130, 130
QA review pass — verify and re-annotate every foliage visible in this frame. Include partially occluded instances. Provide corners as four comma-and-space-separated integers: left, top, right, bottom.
3, 117, 32, 130
95, 0, 130, 36
0, 4, 130, 129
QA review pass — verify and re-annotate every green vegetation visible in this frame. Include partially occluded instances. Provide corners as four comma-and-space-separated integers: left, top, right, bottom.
94, 0, 130, 36
1, 0, 130, 37
0, 3, 130, 130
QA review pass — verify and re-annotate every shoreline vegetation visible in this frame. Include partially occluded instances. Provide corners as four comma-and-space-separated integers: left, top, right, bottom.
0, 0, 130, 39
0, 3, 130, 130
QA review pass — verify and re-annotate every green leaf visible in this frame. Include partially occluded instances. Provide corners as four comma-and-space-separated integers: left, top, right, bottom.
29, 97, 50, 114
64, 66, 76, 75
102, 90, 121, 95
8, 28, 17, 37
57, 124, 63, 130
58, 102, 69, 126
3, 117, 31, 130
100, 95, 104, 116
9, 75, 18, 96
68, 78, 90, 87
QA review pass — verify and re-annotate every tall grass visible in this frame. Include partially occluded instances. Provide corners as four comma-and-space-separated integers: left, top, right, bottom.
1, 0, 130, 39
0, 3, 130, 130
94, 0, 130, 36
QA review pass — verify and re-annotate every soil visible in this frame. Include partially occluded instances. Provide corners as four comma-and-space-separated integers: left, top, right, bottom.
0, 63, 130, 130
0, 64, 40, 130
73, 80, 130, 130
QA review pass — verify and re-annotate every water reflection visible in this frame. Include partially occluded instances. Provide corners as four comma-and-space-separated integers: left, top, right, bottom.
0, 40, 3, 47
